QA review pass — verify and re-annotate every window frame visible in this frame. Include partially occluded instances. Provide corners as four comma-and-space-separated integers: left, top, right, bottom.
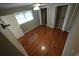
15, 10, 34, 25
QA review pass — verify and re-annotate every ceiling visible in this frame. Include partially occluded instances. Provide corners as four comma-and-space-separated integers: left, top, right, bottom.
0, 3, 70, 10
0, 3, 48, 10
0, 3, 33, 10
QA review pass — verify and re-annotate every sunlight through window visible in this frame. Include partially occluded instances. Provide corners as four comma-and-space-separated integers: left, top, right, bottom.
15, 10, 33, 25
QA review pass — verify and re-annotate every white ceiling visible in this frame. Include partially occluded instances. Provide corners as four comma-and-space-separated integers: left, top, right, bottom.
0, 3, 33, 10
0, 3, 70, 10
0, 3, 49, 10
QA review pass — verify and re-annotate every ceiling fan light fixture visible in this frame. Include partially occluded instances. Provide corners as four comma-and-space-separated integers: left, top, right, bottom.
33, 4, 40, 11
33, 6, 40, 10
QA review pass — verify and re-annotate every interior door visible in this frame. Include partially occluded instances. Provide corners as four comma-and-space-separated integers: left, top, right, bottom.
41, 8, 47, 25
0, 19, 27, 55
55, 5, 68, 30
0, 14, 24, 39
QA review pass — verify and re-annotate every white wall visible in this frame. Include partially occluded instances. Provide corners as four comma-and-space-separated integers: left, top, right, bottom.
47, 4, 71, 29
0, 14, 24, 39
20, 10, 40, 33
62, 5, 72, 31
47, 5, 56, 28
0, 20, 27, 56
62, 4, 76, 32
62, 5, 79, 55
67, 4, 78, 31
0, 6, 40, 33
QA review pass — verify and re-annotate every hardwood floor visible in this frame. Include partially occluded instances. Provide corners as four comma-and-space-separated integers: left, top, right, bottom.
18, 25, 68, 56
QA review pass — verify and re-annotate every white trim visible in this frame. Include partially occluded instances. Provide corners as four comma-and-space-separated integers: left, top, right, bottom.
53, 6, 57, 28
38, 5, 49, 25
67, 4, 78, 32
40, 5, 49, 9
47, 5, 56, 28
62, 5, 72, 31
54, 4, 71, 7
24, 25, 40, 34
62, 4, 78, 56
0, 28, 28, 56
38, 10, 42, 25
16, 39, 28, 56
0, 17, 28, 56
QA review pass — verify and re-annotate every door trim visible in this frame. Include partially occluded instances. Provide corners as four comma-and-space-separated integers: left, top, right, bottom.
38, 10, 42, 25
38, 5, 49, 25
0, 19, 28, 56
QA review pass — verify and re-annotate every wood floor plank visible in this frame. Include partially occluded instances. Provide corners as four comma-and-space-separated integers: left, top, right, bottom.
18, 25, 68, 56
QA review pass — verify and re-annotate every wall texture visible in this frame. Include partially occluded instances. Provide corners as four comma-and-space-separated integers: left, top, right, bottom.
63, 4, 79, 56
62, 4, 76, 32
0, 4, 71, 33
0, 6, 40, 33
1, 14, 24, 39
0, 32, 23, 56
20, 10, 40, 33
67, 4, 79, 31
0, 19, 27, 55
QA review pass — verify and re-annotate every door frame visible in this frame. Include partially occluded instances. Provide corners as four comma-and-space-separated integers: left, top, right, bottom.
62, 4, 72, 31
38, 5, 49, 25
0, 18, 28, 56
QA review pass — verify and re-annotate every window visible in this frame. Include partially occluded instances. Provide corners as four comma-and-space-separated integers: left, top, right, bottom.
15, 10, 33, 25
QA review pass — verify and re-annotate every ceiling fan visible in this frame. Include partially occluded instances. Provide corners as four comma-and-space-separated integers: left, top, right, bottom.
33, 3, 47, 10
33, 4, 40, 10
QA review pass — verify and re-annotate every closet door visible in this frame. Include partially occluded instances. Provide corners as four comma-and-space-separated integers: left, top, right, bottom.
55, 5, 68, 29
41, 8, 47, 25
47, 6, 57, 28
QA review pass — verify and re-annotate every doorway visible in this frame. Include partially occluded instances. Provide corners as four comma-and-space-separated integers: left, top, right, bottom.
55, 5, 68, 30
0, 15, 27, 55
41, 8, 47, 25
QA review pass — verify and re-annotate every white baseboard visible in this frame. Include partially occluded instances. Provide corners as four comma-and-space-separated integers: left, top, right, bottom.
47, 25, 55, 29
24, 24, 40, 34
